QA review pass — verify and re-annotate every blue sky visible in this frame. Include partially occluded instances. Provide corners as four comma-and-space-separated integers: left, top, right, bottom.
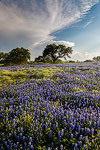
0, 0, 100, 61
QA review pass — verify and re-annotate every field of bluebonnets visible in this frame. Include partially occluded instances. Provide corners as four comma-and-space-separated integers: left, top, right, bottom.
0, 62, 100, 150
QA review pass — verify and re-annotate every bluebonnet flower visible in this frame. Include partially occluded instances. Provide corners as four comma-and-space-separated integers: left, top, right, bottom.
51, 142, 54, 148
75, 132, 78, 137
23, 136, 26, 141
45, 123, 48, 129
74, 143, 78, 150
58, 131, 61, 140
78, 141, 82, 147
29, 142, 32, 147
29, 137, 33, 143
70, 134, 73, 139
56, 122, 58, 128
79, 135, 83, 141
89, 121, 92, 127
61, 129, 64, 137
31, 145, 34, 149
60, 145, 63, 150
85, 136, 89, 143
49, 130, 52, 138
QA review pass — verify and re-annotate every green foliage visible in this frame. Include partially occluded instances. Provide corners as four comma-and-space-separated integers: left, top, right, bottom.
35, 55, 53, 64
93, 56, 100, 62
43, 44, 73, 63
55, 59, 63, 64
3, 47, 30, 65
84, 59, 93, 62
0, 52, 9, 64
29, 67, 62, 79
0, 52, 5, 63
68, 60, 76, 63
0, 69, 28, 86
35, 56, 45, 63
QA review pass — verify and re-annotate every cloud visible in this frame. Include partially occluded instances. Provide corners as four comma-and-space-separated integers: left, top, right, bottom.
0, 0, 99, 58
83, 20, 93, 28
52, 41, 75, 47
67, 51, 100, 61
33, 40, 75, 47
83, 17, 95, 28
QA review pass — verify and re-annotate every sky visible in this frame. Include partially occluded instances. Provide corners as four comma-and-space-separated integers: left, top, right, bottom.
0, 0, 100, 61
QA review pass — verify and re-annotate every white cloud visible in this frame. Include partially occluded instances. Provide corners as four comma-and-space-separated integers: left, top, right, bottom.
67, 51, 100, 61
0, 0, 99, 59
83, 20, 93, 28
33, 39, 75, 47
52, 41, 75, 47
83, 17, 95, 28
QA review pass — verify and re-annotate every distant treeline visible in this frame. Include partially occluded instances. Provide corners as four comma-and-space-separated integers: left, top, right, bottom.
0, 45, 100, 66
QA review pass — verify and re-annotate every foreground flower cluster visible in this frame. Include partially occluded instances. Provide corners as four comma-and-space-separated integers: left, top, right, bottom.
0, 63, 100, 150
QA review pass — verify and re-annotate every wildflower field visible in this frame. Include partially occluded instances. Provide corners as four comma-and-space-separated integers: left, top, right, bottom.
0, 63, 100, 150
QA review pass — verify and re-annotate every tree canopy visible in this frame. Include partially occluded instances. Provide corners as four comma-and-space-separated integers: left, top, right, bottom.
0, 52, 9, 64
2, 47, 30, 65
35, 55, 52, 63
43, 44, 73, 63
93, 56, 100, 62
0, 52, 5, 63
35, 56, 45, 63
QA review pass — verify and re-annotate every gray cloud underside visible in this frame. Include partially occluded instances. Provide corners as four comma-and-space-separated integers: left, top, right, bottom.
0, 0, 99, 58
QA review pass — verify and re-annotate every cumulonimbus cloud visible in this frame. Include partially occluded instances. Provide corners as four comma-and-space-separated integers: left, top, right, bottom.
0, 0, 99, 58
